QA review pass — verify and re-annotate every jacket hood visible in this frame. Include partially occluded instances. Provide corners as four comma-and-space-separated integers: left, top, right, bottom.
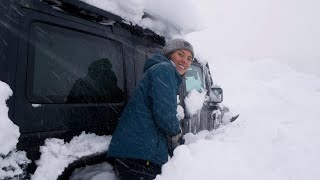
143, 53, 171, 73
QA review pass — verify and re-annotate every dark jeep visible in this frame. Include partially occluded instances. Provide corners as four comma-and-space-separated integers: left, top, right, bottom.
0, 0, 229, 179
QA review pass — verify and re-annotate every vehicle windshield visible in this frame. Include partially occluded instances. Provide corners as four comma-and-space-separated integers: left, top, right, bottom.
185, 65, 204, 92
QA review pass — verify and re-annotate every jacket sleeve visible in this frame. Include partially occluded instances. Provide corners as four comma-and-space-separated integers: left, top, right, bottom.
150, 64, 180, 136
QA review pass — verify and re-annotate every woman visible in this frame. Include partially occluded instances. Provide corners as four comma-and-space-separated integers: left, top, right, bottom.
107, 39, 194, 179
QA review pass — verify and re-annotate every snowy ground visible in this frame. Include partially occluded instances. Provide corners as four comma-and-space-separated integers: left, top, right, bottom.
0, 81, 30, 178
31, 132, 112, 180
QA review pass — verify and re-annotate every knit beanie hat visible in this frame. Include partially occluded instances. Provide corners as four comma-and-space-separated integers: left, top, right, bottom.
162, 39, 194, 58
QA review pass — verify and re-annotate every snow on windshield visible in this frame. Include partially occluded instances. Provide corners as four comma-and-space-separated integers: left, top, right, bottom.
31, 132, 112, 180
0, 81, 30, 179
80, 0, 205, 39
184, 89, 207, 116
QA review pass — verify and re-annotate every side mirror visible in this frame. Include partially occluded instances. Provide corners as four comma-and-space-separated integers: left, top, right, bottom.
209, 87, 223, 103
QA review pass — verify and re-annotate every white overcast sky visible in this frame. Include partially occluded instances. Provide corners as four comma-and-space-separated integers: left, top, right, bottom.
187, 0, 320, 76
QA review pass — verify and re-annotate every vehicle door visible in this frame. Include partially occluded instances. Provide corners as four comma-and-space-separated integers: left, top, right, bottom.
14, 6, 132, 155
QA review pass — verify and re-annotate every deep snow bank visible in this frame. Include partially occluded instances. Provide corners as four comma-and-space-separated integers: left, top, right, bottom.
0, 81, 30, 179
0, 81, 18, 156
31, 132, 112, 180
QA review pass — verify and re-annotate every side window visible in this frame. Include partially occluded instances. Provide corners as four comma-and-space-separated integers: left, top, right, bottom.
185, 65, 204, 92
27, 22, 124, 103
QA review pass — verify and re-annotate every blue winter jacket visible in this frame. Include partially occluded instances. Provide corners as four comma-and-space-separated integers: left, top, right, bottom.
107, 53, 182, 166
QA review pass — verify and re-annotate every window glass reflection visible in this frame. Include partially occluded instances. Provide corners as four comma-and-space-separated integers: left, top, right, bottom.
28, 23, 124, 103
185, 65, 204, 92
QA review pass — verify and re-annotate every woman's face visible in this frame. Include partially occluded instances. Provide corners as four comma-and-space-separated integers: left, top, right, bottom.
170, 49, 193, 75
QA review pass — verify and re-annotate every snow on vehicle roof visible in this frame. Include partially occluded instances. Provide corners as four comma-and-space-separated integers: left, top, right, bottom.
79, 0, 205, 39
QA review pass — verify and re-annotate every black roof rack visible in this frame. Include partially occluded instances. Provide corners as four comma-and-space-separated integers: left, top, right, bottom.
42, 0, 165, 45
47, 0, 123, 22
16, 0, 165, 45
